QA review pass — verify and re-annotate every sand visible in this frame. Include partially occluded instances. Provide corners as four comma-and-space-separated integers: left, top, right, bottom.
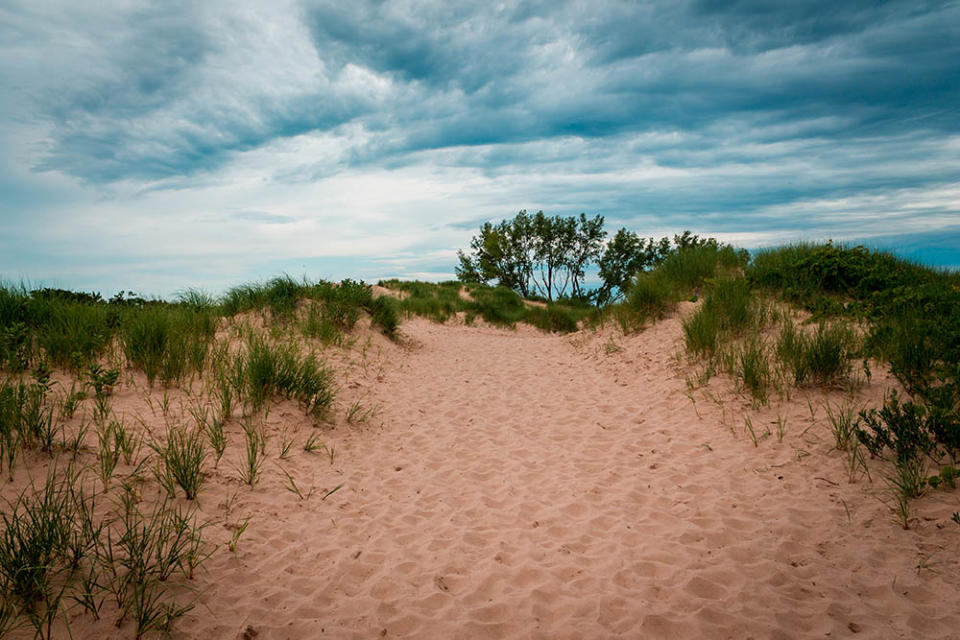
5, 309, 960, 639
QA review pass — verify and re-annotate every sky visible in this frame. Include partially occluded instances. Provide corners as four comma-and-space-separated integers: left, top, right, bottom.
1, 0, 958, 298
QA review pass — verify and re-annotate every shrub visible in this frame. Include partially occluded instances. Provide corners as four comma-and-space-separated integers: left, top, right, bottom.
658, 242, 747, 293
777, 321, 857, 386
682, 276, 754, 356
369, 296, 400, 338
524, 304, 580, 333
122, 306, 216, 385
626, 272, 673, 321
241, 336, 335, 418
735, 337, 770, 404
470, 286, 526, 328
856, 391, 946, 463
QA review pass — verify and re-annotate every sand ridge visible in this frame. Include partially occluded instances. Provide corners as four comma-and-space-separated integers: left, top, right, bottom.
177, 314, 960, 639
5, 311, 959, 639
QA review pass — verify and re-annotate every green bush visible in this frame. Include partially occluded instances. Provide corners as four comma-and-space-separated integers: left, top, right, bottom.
626, 271, 674, 320
682, 276, 754, 356
470, 286, 527, 328
241, 336, 335, 417
524, 304, 580, 333
777, 321, 857, 386
369, 296, 400, 338
735, 337, 770, 404
122, 306, 217, 385
658, 242, 748, 293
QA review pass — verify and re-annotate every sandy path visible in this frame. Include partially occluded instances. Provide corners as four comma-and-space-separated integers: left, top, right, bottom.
172, 314, 960, 640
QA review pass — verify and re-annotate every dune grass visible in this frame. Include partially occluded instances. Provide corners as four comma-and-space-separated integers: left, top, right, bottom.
378, 279, 594, 334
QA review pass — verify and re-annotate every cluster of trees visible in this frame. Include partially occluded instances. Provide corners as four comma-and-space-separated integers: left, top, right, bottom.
456, 210, 713, 305
455, 210, 605, 302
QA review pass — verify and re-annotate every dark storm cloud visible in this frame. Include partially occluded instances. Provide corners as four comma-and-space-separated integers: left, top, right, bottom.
4, 0, 957, 184
1, 0, 959, 291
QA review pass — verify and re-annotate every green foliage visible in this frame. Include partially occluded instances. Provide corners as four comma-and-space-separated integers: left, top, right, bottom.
301, 303, 344, 345
627, 271, 674, 321
32, 300, 113, 371
381, 279, 463, 323
524, 304, 581, 333
856, 391, 955, 463
122, 305, 217, 386
222, 275, 307, 317
0, 376, 59, 472
826, 401, 858, 451
470, 286, 527, 328
0, 466, 94, 638
240, 335, 335, 418
733, 337, 770, 404
595, 230, 672, 305
457, 210, 606, 301
239, 421, 265, 487
380, 279, 590, 334
658, 239, 748, 293
682, 276, 754, 356
369, 295, 400, 338
0, 284, 153, 373
776, 321, 858, 386
154, 426, 207, 500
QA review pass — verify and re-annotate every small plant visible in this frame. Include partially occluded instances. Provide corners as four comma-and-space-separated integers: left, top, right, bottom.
603, 336, 621, 355
927, 465, 958, 490
777, 321, 857, 387
97, 422, 123, 486
826, 400, 857, 451
279, 466, 313, 501
303, 431, 323, 454
889, 485, 912, 530
278, 428, 295, 460
203, 417, 227, 468
776, 414, 787, 442
940, 465, 958, 488
346, 400, 377, 425
87, 363, 120, 421
239, 421, 266, 487
856, 391, 941, 463
60, 382, 87, 420
744, 416, 759, 447
845, 439, 871, 484
0, 465, 100, 639
106, 498, 204, 636
735, 337, 770, 405
155, 426, 207, 500
885, 456, 926, 529
227, 517, 251, 557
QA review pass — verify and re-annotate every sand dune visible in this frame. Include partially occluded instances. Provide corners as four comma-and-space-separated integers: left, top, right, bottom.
7, 310, 960, 639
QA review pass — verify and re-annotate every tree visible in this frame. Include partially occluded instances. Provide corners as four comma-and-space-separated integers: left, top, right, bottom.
457, 210, 605, 302
595, 231, 672, 305
567, 214, 606, 300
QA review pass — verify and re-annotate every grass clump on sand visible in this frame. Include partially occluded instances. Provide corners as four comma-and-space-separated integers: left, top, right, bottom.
378, 279, 592, 334
0, 465, 207, 638
122, 305, 217, 386
238, 334, 335, 419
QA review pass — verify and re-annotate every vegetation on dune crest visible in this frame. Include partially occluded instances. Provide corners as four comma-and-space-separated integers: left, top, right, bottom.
0, 276, 404, 636
457, 211, 958, 526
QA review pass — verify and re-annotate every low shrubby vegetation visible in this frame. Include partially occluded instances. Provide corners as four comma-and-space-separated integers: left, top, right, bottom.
377, 279, 595, 334
0, 276, 400, 636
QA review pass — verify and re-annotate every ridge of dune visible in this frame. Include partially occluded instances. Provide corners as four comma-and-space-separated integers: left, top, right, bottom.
7, 311, 959, 639
174, 313, 958, 639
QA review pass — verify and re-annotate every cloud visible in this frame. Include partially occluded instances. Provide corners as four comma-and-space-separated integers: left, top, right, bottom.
0, 0, 957, 294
